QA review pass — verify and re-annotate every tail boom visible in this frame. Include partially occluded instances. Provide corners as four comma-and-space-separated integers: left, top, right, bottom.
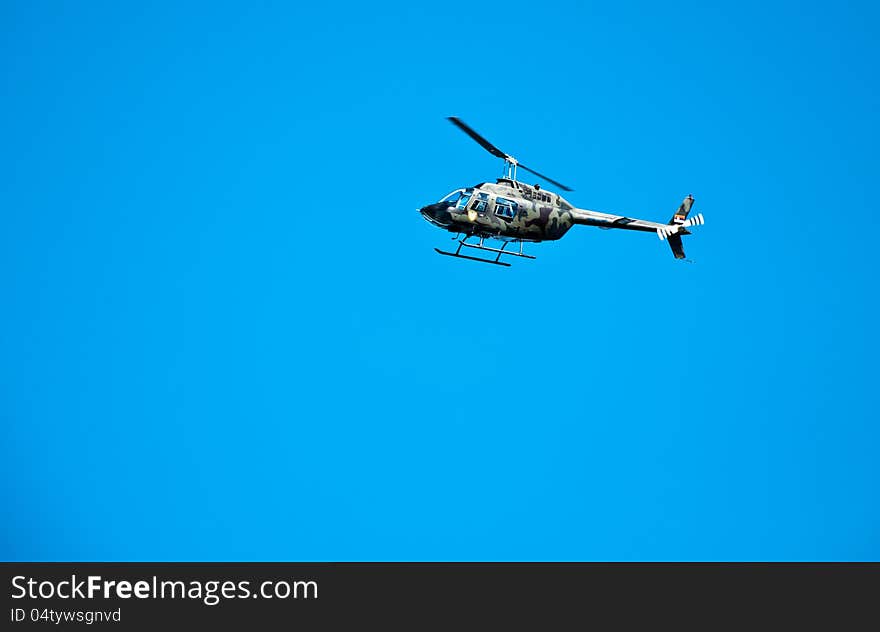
570, 195, 704, 259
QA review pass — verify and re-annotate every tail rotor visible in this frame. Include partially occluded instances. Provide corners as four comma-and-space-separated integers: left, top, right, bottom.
657, 212, 705, 240
656, 195, 704, 259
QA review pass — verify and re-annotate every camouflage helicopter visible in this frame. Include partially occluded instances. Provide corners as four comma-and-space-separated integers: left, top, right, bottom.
419, 117, 705, 266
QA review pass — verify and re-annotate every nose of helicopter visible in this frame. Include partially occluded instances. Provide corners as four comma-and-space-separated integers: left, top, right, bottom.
419, 201, 454, 227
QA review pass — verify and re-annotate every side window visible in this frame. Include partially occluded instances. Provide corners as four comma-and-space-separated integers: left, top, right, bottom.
470, 192, 489, 213
494, 197, 518, 219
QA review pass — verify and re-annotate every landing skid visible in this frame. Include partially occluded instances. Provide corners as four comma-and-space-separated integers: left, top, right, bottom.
435, 248, 511, 266
434, 236, 536, 267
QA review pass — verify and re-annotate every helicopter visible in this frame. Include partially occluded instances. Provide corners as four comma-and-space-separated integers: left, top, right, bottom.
419, 117, 705, 266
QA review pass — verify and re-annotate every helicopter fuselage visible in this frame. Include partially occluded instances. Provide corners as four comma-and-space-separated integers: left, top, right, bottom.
421, 117, 703, 265
420, 178, 576, 242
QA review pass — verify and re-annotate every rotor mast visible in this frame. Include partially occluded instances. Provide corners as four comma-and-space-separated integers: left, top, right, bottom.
503, 156, 518, 182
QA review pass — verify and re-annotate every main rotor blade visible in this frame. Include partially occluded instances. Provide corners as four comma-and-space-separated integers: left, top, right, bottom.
447, 116, 508, 159
518, 163, 573, 192
448, 116, 574, 192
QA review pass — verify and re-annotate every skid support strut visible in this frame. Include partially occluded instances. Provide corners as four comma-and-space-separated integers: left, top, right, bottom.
434, 236, 536, 267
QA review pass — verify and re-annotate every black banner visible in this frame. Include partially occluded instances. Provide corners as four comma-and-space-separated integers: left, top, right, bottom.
2, 563, 876, 627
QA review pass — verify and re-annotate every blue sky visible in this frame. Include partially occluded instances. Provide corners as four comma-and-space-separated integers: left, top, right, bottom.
1, 1, 878, 560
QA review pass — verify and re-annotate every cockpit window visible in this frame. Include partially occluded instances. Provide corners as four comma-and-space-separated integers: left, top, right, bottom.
494, 196, 518, 219
439, 189, 465, 206
456, 193, 472, 209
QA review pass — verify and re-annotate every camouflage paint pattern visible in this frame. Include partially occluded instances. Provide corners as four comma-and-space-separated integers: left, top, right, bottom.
420, 178, 696, 244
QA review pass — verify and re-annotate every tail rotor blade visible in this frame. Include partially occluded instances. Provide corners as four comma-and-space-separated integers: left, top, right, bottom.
682, 213, 704, 228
